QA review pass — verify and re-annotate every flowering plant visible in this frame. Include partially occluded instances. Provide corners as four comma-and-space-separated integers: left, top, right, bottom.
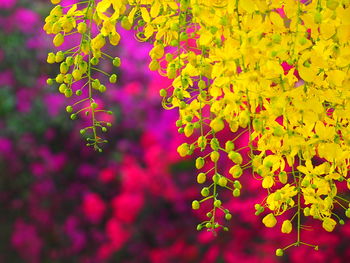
44, 0, 350, 257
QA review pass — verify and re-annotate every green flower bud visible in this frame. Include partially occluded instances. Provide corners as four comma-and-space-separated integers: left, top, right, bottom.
64, 88, 73, 98
109, 74, 117, 83
113, 57, 121, 67
46, 78, 54, 85
210, 151, 220, 162
66, 105, 73, 113
197, 173, 206, 184
56, 74, 64, 83
212, 173, 220, 183
210, 138, 219, 150
233, 188, 240, 197
218, 176, 227, 187
55, 51, 65, 62
275, 249, 284, 257
214, 199, 222, 207
200, 187, 210, 197
90, 57, 99, 65
345, 208, 350, 218
47, 52, 56, 64
66, 56, 74, 66
58, 83, 67, 93
192, 200, 200, 210
91, 102, 98, 109
225, 141, 235, 152
195, 157, 205, 169
60, 62, 69, 74
233, 180, 242, 189
225, 213, 232, 220
99, 85, 106, 93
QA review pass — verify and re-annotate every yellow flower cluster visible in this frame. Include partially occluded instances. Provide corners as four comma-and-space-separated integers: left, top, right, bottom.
45, 0, 350, 255
44, 0, 124, 151
132, 0, 350, 253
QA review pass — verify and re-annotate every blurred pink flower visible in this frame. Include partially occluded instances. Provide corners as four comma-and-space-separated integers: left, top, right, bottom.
13, 8, 39, 33
82, 192, 106, 223
105, 218, 130, 251
0, 0, 16, 9
112, 192, 144, 223
11, 219, 42, 263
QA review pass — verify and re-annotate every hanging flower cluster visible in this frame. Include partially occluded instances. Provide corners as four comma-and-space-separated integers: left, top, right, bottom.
44, 0, 123, 151
45, 0, 350, 256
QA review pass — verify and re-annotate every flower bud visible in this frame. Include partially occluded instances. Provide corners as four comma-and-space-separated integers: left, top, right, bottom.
64, 88, 72, 98
109, 74, 117, 83
200, 187, 210, 197
210, 151, 220, 162
66, 105, 73, 113
197, 173, 206, 184
113, 57, 121, 67
214, 200, 222, 207
47, 53, 56, 64
210, 138, 219, 150
225, 141, 235, 152
281, 220, 292, 234
195, 157, 205, 169
53, 33, 64, 47
225, 213, 232, 220
262, 213, 277, 228
218, 176, 227, 187
192, 200, 200, 210
233, 188, 240, 197
177, 143, 189, 157
275, 249, 284, 257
